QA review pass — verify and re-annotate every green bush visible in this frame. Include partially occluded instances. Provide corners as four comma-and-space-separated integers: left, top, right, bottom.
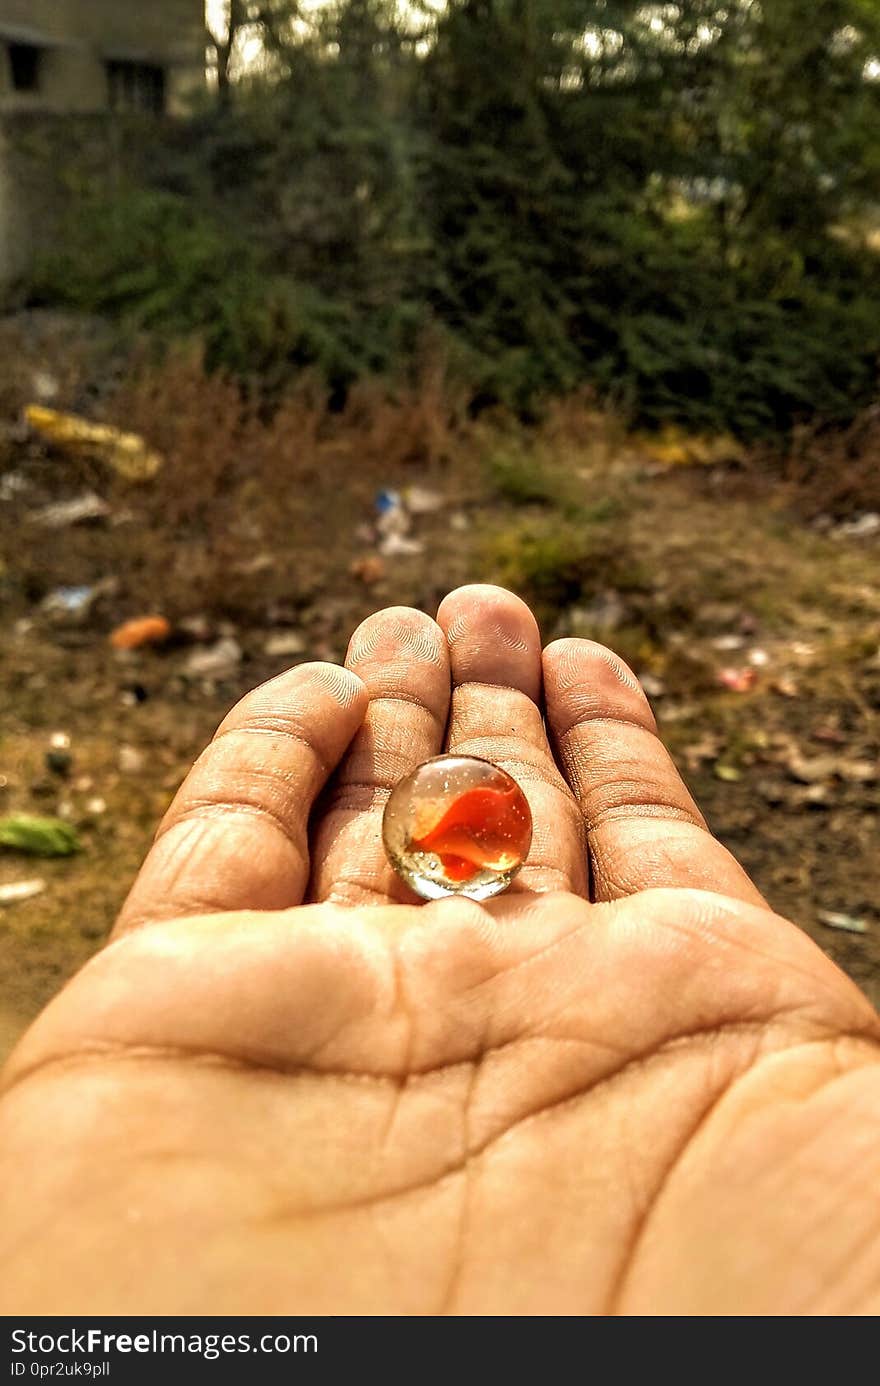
21, 0, 880, 435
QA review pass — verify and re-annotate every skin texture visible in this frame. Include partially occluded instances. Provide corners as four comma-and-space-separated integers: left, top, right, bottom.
1, 584, 878, 1316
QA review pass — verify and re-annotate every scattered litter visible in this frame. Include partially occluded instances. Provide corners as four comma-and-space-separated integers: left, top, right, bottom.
770, 677, 799, 698
375, 490, 417, 553
710, 634, 745, 652
41, 577, 118, 621
0, 814, 81, 857
786, 752, 877, 786
41, 585, 95, 618
639, 673, 666, 699
831, 512, 880, 541
118, 745, 144, 775
0, 878, 46, 905
785, 754, 837, 785
371, 486, 433, 555
570, 590, 628, 636
178, 614, 212, 642
404, 485, 444, 514
50, 731, 71, 751
110, 616, 171, 651
714, 763, 742, 783
0, 470, 30, 501
32, 371, 59, 402
375, 489, 407, 528
717, 667, 757, 693
29, 492, 110, 528
85, 797, 107, 817
818, 910, 870, 936
349, 555, 386, 586
184, 636, 243, 679
748, 648, 770, 668
637, 426, 745, 469
264, 631, 307, 658
24, 405, 164, 482
379, 533, 424, 557
791, 784, 831, 809
234, 553, 275, 576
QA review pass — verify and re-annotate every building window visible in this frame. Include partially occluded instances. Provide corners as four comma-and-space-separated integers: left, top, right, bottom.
8, 42, 41, 92
106, 60, 166, 115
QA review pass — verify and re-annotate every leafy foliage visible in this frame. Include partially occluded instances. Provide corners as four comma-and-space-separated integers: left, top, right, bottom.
24, 0, 880, 434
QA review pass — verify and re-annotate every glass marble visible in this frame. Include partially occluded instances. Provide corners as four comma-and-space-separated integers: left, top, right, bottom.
382, 755, 532, 901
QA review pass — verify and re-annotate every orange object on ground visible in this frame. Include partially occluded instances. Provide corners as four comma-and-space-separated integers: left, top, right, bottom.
110, 616, 171, 651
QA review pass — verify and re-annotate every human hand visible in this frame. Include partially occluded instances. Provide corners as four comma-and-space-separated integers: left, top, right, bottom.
1, 585, 878, 1315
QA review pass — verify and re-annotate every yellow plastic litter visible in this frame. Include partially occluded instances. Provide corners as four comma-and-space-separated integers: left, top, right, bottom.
637, 425, 745, 468
24, 405, 163, 483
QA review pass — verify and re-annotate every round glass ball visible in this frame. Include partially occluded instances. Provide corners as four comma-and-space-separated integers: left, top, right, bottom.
382, 754, 532, 901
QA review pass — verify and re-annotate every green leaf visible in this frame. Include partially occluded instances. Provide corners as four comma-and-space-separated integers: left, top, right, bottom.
0, 815, 83, 858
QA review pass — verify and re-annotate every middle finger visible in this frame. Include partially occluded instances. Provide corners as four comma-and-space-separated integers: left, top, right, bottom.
436, 585, 588, 895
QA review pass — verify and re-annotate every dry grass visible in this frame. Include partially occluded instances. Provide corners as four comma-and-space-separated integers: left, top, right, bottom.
3, 321, 879, 636
772, 405, 880, 520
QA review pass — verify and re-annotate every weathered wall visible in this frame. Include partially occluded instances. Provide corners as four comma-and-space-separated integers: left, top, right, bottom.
0, 2, 205, 62
0, 1, 205, 112
0, 1, 205, 284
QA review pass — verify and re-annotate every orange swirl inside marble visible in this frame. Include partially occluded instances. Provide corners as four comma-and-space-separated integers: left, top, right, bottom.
409, 783, 532, 882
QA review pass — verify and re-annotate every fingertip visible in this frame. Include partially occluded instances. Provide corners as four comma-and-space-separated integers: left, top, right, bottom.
543, 638, 642, 692
304, 661, 370, 714
345, 606, 448, 674
437, 584, 542, 700
543, 638, 655, 737
437, 583, 540, 637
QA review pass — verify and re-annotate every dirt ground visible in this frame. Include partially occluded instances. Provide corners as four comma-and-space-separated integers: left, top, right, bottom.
1, 320, 878, 1060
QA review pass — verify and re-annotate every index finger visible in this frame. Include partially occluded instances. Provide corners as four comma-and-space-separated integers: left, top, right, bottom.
114, 662, 367, 935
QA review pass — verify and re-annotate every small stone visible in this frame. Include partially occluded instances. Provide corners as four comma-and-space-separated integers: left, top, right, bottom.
264, 631, 307, 658
118, 745, 144, 774
382, 755, 532, 902
184, 637, 243, 679
45, 749, 72, 778
639, 673, 666, 699
349, 555, 386, 586
404, 486, 444, 514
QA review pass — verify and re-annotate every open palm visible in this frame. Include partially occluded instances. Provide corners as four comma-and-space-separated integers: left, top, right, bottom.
1, 585, 878, 1315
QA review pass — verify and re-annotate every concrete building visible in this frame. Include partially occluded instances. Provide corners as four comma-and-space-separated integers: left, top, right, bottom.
0, 0, 206, 281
